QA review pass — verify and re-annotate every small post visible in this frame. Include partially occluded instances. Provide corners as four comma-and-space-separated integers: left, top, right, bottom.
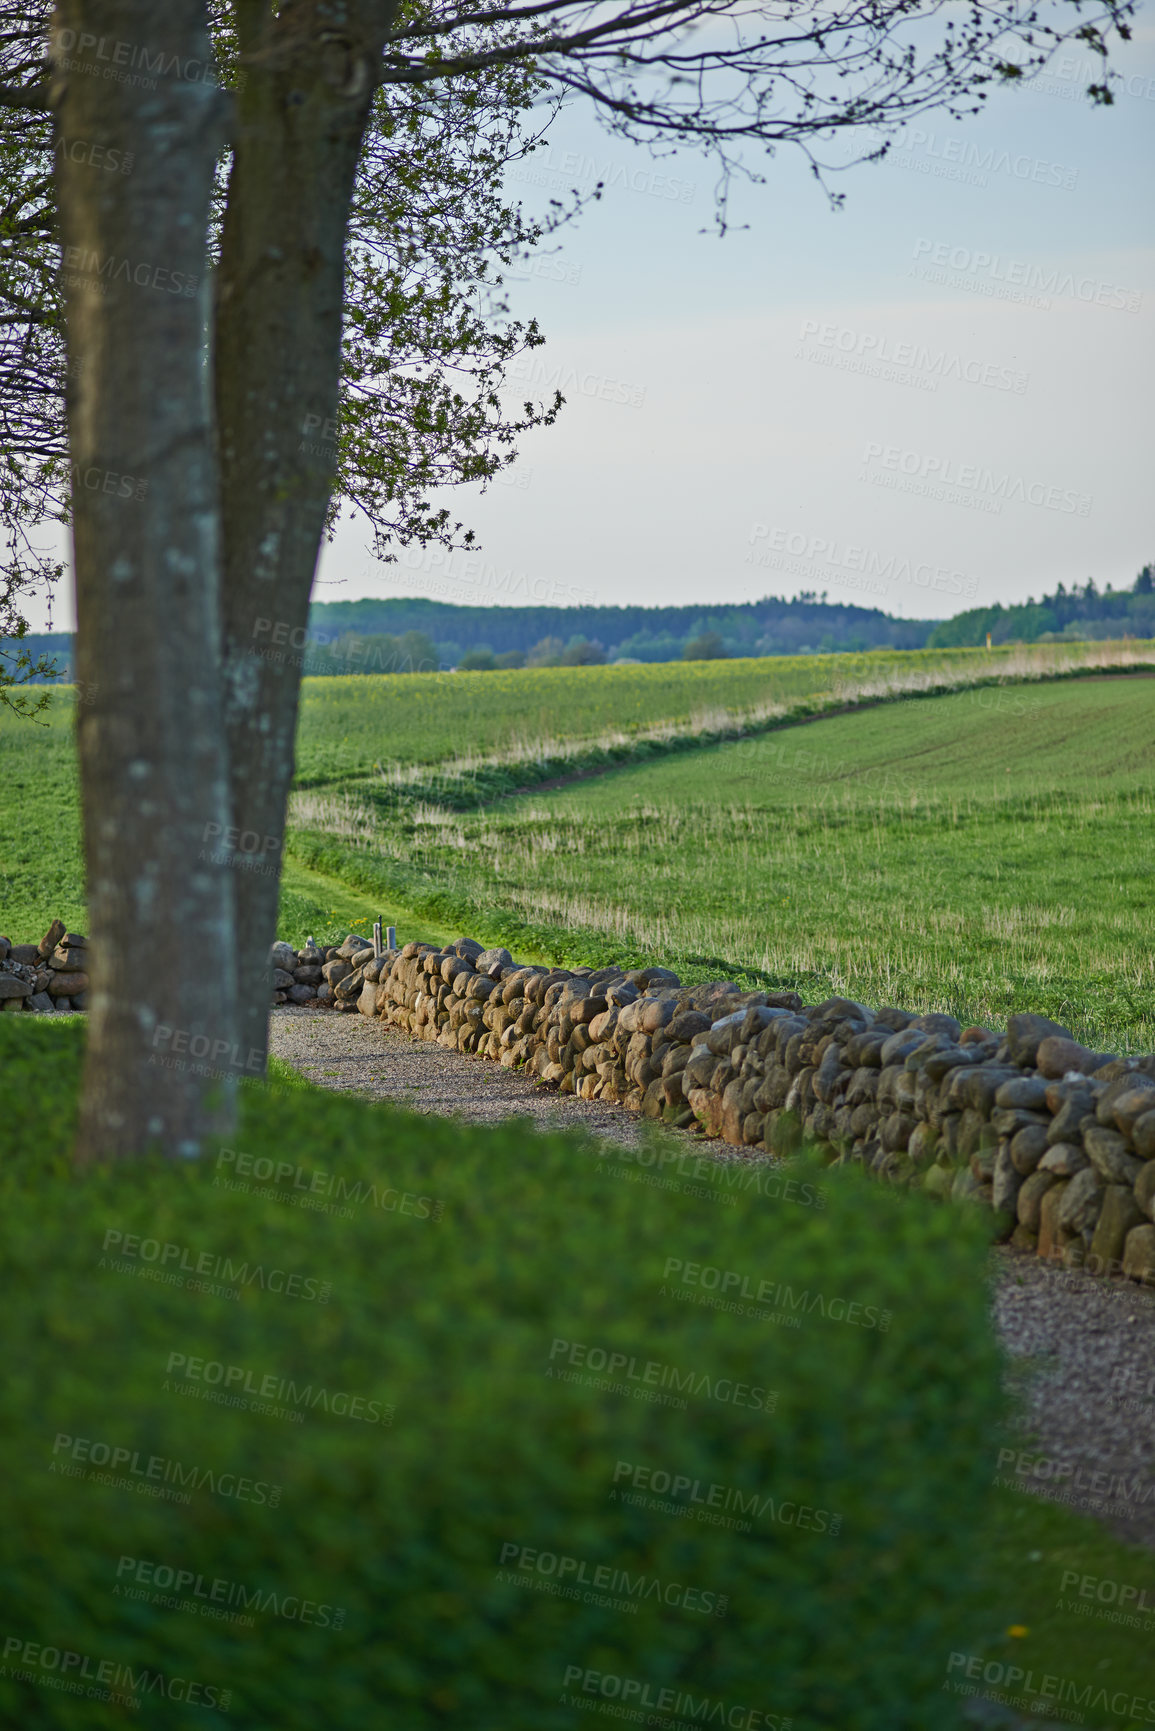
373, 918, 383, 958
386, 924, 397, 950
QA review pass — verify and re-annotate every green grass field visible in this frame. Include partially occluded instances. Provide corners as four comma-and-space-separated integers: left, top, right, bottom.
0, 694, 458, 951
0, 693, 85, 936
4, 646, 1153, 1048
291, 640, 1139, 783
292, 647, 926, 782
289, 672, 1155, 1052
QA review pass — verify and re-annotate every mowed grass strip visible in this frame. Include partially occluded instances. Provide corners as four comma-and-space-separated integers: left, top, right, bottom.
289, 677, 1155, 1052
277, 856, 457, 952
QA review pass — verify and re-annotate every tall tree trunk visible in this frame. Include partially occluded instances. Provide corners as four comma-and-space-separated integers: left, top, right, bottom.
215, 0, 397, 1070
55, 0, 237, 1162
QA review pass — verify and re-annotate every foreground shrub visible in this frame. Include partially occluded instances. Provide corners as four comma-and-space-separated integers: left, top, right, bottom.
0, 1017, 1006, 1729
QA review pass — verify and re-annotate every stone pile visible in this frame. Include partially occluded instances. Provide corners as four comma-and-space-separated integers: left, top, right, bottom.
0, 920, 90, 1012
309, 932, 1155, 1287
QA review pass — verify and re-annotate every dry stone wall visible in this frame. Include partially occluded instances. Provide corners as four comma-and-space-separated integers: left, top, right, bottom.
0, 921, 90, 1012
285, 931, 1155, 1288
8, 918, 1155, 1286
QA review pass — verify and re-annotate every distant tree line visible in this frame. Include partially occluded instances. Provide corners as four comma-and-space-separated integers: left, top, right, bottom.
307, 593, 935, 667
302, 630, 442, 676
926, 567, 1155, 648
11, 570, 1150, 683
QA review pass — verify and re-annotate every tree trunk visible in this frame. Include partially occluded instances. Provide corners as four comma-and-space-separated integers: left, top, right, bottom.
215, 0, 397, 1070
55, 0, 237, 1162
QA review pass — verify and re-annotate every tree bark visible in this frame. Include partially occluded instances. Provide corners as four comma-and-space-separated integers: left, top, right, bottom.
215, 0, 398, 1070
55, 0, 237, 1162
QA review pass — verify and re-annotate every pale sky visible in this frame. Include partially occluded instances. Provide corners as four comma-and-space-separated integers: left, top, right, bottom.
33, 23, 1155, 632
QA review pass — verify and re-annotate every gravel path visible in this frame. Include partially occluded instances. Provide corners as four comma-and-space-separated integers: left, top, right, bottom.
989, 1253, 1155, 1553
269, 1006, 1155, 1556
269, 1001, 692, 1147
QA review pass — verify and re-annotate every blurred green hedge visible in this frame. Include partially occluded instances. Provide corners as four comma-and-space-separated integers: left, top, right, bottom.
0, 1015, 1005, 1729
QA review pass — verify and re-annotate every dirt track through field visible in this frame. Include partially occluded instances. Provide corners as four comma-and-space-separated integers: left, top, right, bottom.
269, 1005, 1155, 1564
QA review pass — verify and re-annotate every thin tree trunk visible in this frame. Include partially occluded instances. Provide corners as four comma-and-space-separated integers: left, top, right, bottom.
55, 0, 237, 1162
215, 0, 397, 1070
